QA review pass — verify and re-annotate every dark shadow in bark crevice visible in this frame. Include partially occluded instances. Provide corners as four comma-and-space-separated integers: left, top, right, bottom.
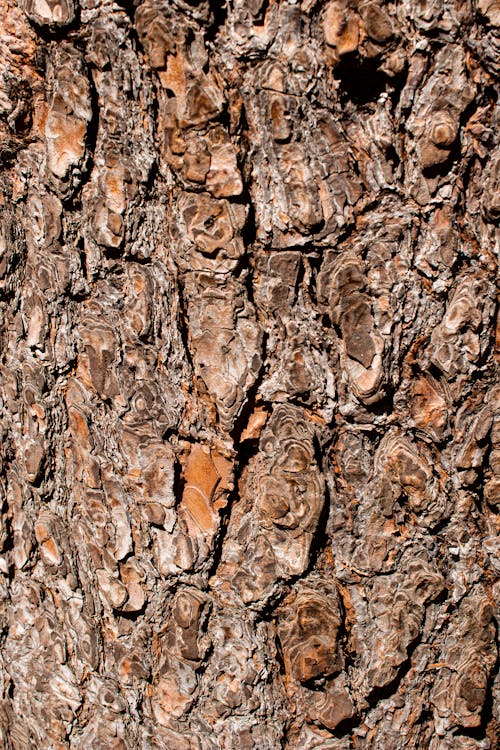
23, 9, 81, 44
112, 604, 147, 620
335, 54, 392, 106
364, 631, 423, 708
229, 329, 268, 444
206, 0, 229, 43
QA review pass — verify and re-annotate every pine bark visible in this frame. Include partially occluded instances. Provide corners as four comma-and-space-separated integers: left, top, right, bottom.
0, 0, 499, 748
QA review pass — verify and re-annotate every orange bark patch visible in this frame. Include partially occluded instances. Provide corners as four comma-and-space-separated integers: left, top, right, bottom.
179, 444, 232, 540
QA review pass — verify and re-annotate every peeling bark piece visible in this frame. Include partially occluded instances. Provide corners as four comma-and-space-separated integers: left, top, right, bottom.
419, 109, 459, 170
276, 143, 324, 233
137, 2, 224, 131
410, 373, 448, 441
176, 192, 247, 273
309, 675, 355, 731
204, 126, 243, 198
119, 558, 146, 612
351, 555, 444, 698
45, 44, 91, 186
216, 404, 324, 606
177, 444, 233, 564
376, 431, 449, 525
90, 160, 127, 249
268, 93, 294, 142
195, 610, 278, 737
140, 443, 176, 509
255, 251, 301, 316
478, 0, 500, 25
77, 316, 121, 402
165, 587, 209, 663
25, 190, 62, 249
323, 0, 360, 57
254, 406, 325, 578
21, 0, 76, 28
318, 250, 387, 404
407, 46, 475, 186
153, 526, 197, 576
482, 153, 500, 222
123, 264, 154, 341
430, 272, 495, 378
361, 3, 393, 43
185, 275, 262, 431
277, 580, 342, 683
297, 725, 352, 749
150, 658, 198, 723
34, 510, 65, 569
276, 577, 354, 732
340, 293, 378, 369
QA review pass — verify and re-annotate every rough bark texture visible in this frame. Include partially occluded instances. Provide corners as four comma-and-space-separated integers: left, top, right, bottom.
0, 0, 499, 748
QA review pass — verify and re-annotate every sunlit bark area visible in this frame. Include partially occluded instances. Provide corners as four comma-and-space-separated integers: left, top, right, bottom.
0, 0, 499, 747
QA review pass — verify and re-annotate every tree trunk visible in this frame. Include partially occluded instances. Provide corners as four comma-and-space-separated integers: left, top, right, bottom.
0, 0, 499, 747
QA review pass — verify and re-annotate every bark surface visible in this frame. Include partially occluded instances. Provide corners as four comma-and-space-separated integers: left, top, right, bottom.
0, 0, 499, 748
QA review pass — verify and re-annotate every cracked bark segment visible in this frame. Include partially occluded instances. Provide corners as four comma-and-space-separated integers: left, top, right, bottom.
276, 575, 354, 732
76, 314, 121, 402
323, 0, 396, 60
277, 577, 343, 684
34, 509, 68, 571
484, 387, 500, 510
349, 554, 445, 702
136, 0, 223, 129
316, 210, 411, 407
475, 0, 500, 76
429, 271, 496, 380
148, 587, 210, 725
183, 274, 262, 431
407, 372, 449, 442
375, 431, 450, 526
339, 291, 385, 403
174, 192, 247, 274
330, 426, 450, 592
255, 250, 335, 416
244, 101, 327, 247
295, 725, 352, 749
254, 251, 301, 318
24, 188, 62, 250
128, 440, 177, 522
166, 122, 243, 197
274, 142, 324, 234
69, 675, 135, 749
44, 43, 92, 190
136, 0, 241, 200
312, 112, 364, 223
419, 110, 460, 171
405, 45, 475, 202
277, 574, 355, 730
83, 16, 156, 259
215, 404, 324, 606
176, 443, 233, 568
431, 590, 497, 736
323, 0, 360, 57
482, 152, 500, 222
193, 607, 283, 746
5, 579, 83, 747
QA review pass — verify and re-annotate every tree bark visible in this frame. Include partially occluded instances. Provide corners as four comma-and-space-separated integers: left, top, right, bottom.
0, 0, 499, 748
